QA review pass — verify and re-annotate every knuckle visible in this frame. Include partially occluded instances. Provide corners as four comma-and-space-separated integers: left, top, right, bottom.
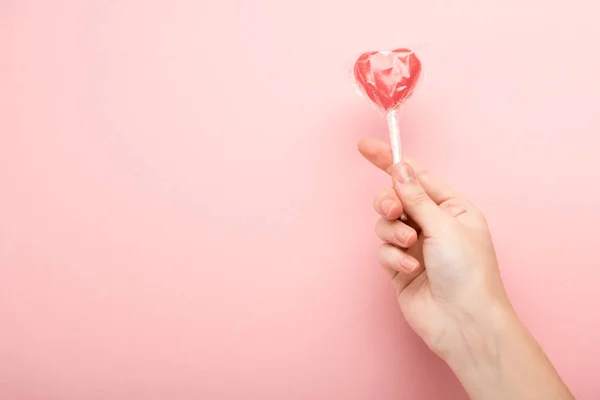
408, 190, 431, 207
384, 187, 397, 198
374, 218, 396, 242
373, 188, 395, 212
372, 194, 381, 211
374, 218, 387, 237
376, 245, 388, 267
440, 199, 467, 218
461, 198, 489, 226
377, 244, 396, 267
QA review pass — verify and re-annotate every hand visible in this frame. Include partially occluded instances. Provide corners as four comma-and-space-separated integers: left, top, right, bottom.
358, 138, 509, 358
358, 138, 574, 400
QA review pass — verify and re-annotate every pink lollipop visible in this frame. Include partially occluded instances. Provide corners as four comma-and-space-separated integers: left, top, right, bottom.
354, 48, 422, 164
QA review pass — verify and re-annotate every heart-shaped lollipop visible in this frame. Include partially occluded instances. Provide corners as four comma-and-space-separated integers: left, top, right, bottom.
354, 49, 422, 163
354, 48, 422, 111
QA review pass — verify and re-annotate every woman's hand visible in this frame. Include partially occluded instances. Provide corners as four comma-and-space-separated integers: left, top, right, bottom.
359, 137, 509, 358
359, 137, 574, 400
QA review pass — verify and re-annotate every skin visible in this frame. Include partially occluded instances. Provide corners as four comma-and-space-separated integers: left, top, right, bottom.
358, 137, 574, 400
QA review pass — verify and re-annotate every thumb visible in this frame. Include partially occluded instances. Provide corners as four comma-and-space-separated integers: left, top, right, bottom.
392, 162, 452, 237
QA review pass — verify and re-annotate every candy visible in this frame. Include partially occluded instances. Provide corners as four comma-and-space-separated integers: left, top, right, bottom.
353, 49, 422, 164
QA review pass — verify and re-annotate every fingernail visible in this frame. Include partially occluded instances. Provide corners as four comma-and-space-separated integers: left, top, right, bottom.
395, 228, 415, 245
393, 162, 415, 184
381, 200, 393, 217
400, 257, 419, 272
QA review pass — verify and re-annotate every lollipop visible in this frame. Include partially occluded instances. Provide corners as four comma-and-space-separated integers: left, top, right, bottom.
354, 49, 422, 164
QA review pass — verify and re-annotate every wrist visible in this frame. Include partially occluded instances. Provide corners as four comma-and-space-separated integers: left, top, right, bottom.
441, 296, 521, 373
438, 298, 574, 400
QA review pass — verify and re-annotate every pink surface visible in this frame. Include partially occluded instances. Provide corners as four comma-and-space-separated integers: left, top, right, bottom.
1, 1, 600, 399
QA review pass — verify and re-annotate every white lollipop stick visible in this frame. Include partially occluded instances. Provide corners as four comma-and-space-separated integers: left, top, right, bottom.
386, 109, 402, 164
386, 108, 408, 221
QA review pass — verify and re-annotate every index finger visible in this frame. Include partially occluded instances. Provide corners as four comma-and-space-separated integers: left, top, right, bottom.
357, 138, 458, 205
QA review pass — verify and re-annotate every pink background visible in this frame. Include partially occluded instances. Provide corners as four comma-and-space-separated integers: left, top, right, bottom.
1, 0, 599, 399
